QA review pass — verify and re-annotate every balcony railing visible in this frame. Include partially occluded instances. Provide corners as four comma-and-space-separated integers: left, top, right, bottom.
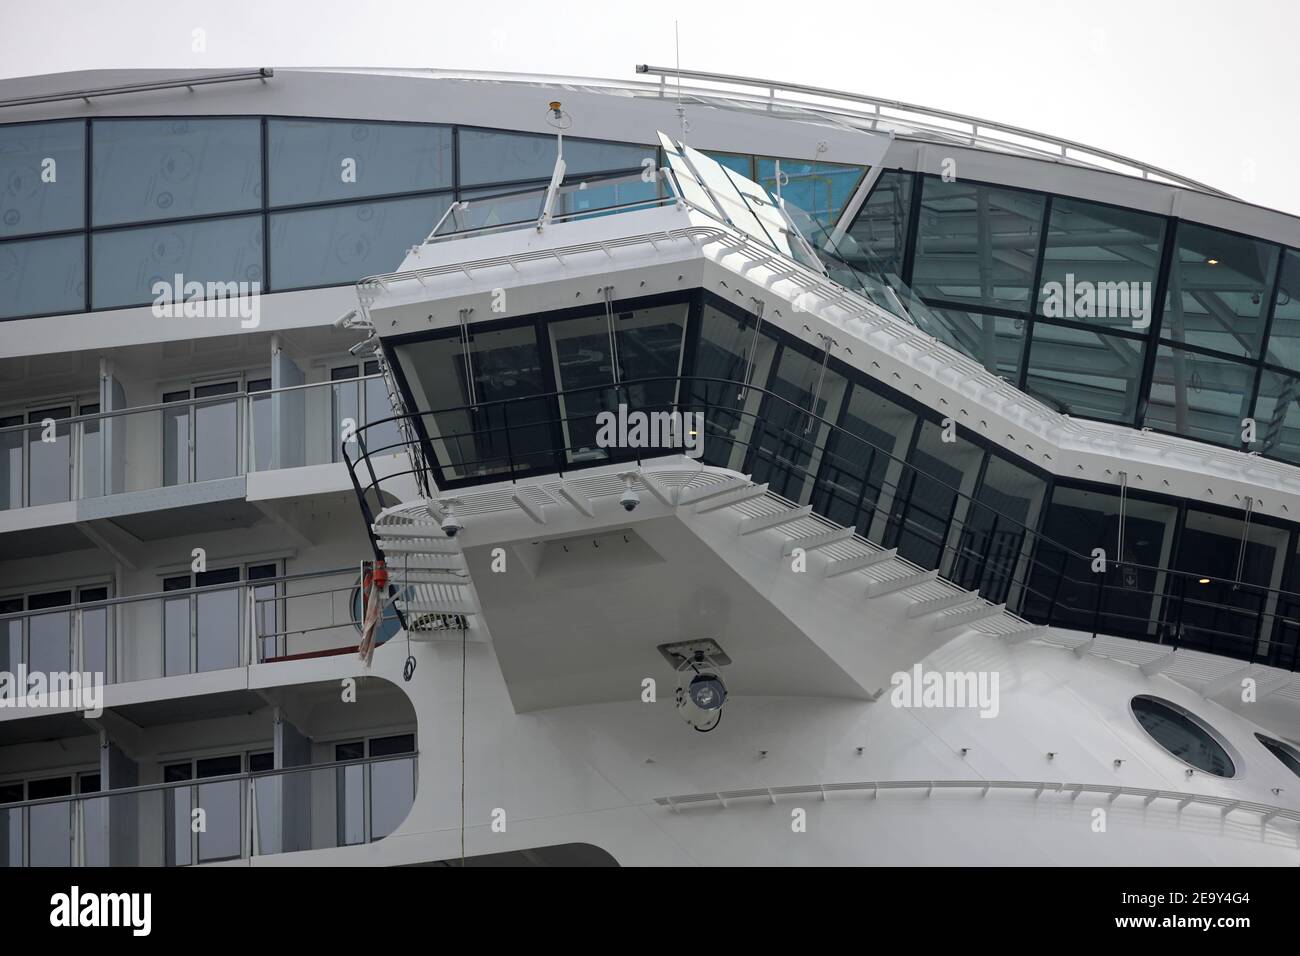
0, 752, 416, 866
0, 374, 401, 511
344, 374, 1300, 671
0, 566, 397, 686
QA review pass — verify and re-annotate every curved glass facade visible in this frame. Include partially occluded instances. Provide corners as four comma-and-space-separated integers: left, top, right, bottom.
1130, 695, 1236, 777
0, 115, 859, 321
845, 170, 1300, 466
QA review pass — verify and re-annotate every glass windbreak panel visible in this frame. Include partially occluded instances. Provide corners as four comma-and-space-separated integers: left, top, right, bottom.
748, 346, 847, 506
555, 174, 659, 221
756, 157, 864, 228
80, 586, 109, 680
952, 454, 1046, 607
0, 234, 85, 318
162, 390, 191, 487
250, 564, 279, 663
195, 567, 240, 672
1172, 508, 1287, 659
362, 362, 403, 459
457, 129, 652, 187
162, 762, 192, 866
79, 773, 106, 868
335, 742, 365, 847
1023, 487, 1177, 639
0, 120, 85, 237
0, 416, 20, 509
91, 118, 261, 226
80, 402, 102, 499
548, 304, 689, 467
454, 184, 544, 231
0, 596, 21, 673
27, 590, 71, 676
811, 384, 916, 545
247, 378, 272, 473
162, 575, 191, 677
911, 177, 1045, 311
26, 776, 72, 867
1254, 368, 1300, 465
1024, 322, 1144, 422
844, 169, 913, 279
331, 366, 361, 464
1035, 197, 1164, 330
683, 144, 779, 251
395, 324, 551, 481
1143, 345, 1255, 447
1131, 696, 1235, 777
1160, 222, 1279, 360
194, 381, 238, 480
27, 405, 71, 506
928, 307, 1025, 380
269, 193, 450, 291
1265, 248, 1300, 368
888, 420, 983, 573
704, 152, 753, 178
195, 755, 242, 862
368, 734, 414, 841
267, 119, 452, 207
92, 215, 263, 311
682, 303, 778, 473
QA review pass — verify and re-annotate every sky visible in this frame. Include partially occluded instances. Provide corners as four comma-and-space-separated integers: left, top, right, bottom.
2, 0, 1298, 216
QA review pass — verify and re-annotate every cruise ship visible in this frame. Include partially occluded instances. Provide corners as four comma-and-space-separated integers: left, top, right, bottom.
2, 64, 1300, 870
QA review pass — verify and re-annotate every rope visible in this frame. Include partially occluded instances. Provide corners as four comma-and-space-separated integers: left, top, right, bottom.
460, 615, 467, 866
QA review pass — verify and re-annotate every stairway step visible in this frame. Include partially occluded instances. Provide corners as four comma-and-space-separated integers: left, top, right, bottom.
378, 551, 467, 569
738, 505, 812, 535
931, 603, 1006, 633
781, 526, 855, 556
867, 568, 937, 598
1002, 625, 1048, 646
677, 476, 752, 508
398, 598, 479, 615
387, 571, 471, 586
376, 539, 463, 556
906, 589, 980, 620
694, 483, 770, 514
823, 548, 897, 578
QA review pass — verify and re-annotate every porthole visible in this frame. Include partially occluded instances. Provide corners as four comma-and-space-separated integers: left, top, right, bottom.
1130, 695, 1236, 778
1256, 733, 1300, 779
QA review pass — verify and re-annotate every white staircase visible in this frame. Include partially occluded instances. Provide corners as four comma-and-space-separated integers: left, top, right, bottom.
370, 505, 481, 629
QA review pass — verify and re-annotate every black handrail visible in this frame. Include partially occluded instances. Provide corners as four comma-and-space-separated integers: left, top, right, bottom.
341, 374, 1300, 669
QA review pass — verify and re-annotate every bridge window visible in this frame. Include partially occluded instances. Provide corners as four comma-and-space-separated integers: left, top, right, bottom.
1256, 733, 1300, 779
1130, 695, 1236, 777
0, 120, 85, 238
1023, 322, 1144, 423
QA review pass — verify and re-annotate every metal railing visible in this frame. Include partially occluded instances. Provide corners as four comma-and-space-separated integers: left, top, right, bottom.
0, 751, 415, 866
0, 374, 395, 510
343, 374, 1300, 670
0, 566, 375, 685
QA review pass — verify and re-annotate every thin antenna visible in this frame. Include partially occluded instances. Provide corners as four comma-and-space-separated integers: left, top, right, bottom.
674, 22, 688, 135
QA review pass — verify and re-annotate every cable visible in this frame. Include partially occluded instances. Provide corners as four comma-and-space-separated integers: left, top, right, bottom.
460, 615, 467, 867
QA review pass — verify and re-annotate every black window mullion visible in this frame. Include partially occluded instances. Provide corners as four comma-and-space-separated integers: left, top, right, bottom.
1134, 216, 1180, 426
899, 171, 924, 287
1018, 194, 1054, 390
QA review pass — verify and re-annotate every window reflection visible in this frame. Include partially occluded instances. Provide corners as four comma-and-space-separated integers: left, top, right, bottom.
1144, 344, 1255, 447
845, 169, 913, 279
0, 234, 85, 318
457, 130, 652, 187
1024, 322, 1144, 423
0, 120, 85, 238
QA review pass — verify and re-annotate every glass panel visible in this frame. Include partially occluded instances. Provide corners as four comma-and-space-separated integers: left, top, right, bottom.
162, 575, 191, 677
269, 193, 451, 291
79, 774, 106, 868
682, 304, 777, 473
92, 118, 261, 226
811, 384, 916, 544
927, 307, 1025, 380
162, 390, 191, 486
80, 402, 102, 499
1023, 486, 1177, 640
457, 129, 652, 187
1035, 196, 1164, 331
331, 366, 361, 465
267, 119, 452, 207
0, 416, 20, 509
911, 177, 1045, 311
1024, 321, 1144, 422
0, 234, 85, 318
844, 169, 913, 279
952, 454, 1046, 607
26, 777, 72, 867
194, 382, 238, 480
80, 586, 109, 679
247, 379, 272, 473
0, 120, 85, 237
1160, 221, 1279, 360
1258, 735, 1300, 779
703, 152, 753, 178
0, 597, 21, 674
1254, 368, 1300, 465
1265, 248, 1300, 368
334, 742, 365, 847
27, 590, 72, 675
1143, 344, 1255, 447
1132, 696, 1235, 777
162, 763, 192, 866
368, 734, 415, 841
195, 755, 242, 863
748, 345, 847, 505
363, 366, 402, 458
195, 568, 240, 672
27, 405, 71, 506
755, 157, 863, 228
394, 324, 551, 481
91, 214, 263, 311
889, 420, 983, 574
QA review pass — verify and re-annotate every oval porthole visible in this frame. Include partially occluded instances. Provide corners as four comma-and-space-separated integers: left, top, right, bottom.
1130, 695, 1236, 778
1256, 733, 1300, 779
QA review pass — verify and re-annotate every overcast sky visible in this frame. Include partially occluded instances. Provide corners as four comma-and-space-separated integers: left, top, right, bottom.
3, 0, 1298, 216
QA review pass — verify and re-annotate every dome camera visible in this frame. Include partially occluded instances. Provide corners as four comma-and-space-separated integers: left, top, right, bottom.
619, 473, 640, 512
674, 649, 728, 733
439, 500, 463, 538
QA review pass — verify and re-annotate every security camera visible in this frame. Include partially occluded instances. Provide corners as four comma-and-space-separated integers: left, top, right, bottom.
675, 650, 727, 733
619, 473, 640, 512
439, 501, 463, 538
334, 309, 358, 329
